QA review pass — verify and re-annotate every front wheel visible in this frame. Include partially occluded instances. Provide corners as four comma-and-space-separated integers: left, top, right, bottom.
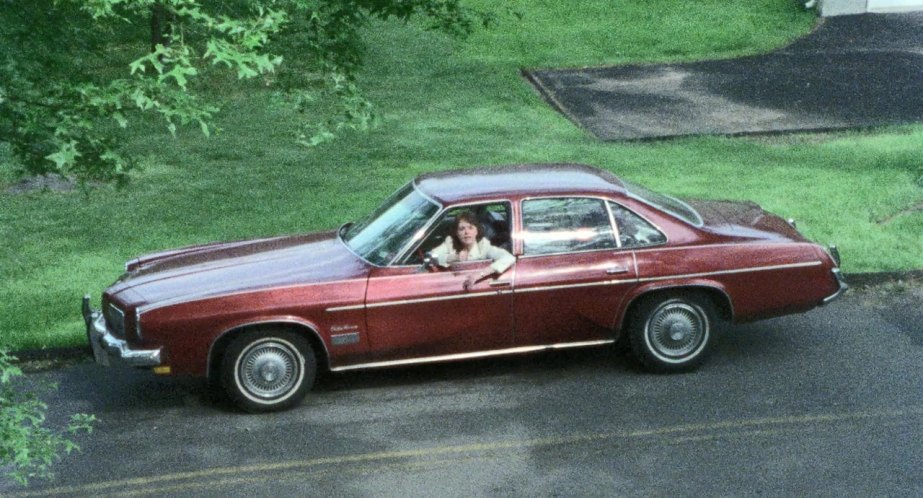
221, 328, 316, 412
629, 293, 715, 372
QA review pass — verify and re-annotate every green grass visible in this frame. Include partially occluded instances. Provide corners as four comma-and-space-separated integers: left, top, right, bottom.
2, 1, 922, 350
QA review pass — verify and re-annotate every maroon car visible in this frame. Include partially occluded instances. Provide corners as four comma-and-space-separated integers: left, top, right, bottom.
83, 164, 845, 412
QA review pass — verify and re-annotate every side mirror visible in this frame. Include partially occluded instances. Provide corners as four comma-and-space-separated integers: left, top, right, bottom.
422, 251, 437, 269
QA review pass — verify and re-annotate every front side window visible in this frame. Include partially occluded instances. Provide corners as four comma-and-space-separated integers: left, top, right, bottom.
402, 202, 512, 265
609, 202, 667, 247
521, 198, 617, 256
342, 183, 440, 266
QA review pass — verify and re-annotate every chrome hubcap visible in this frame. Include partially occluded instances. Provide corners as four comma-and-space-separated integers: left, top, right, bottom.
238, 340, 301, 399
647, 302, 707, 359
669, 321, 692, 341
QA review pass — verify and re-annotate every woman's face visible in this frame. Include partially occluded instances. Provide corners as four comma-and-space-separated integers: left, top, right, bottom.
456, 220, 478, 248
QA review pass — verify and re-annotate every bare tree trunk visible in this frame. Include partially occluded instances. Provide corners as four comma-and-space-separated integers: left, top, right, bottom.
150, 2, 171, 53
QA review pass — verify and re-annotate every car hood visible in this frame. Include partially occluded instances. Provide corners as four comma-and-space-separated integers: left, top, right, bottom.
106, 231, 370, 308
685, 198, 807, 242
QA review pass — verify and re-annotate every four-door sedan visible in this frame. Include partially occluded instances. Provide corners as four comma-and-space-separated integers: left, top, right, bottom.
84, 164, 846, 412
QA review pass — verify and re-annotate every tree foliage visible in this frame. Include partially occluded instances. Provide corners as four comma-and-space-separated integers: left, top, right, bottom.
0, 0, 489, 183
0, 349, 95, 486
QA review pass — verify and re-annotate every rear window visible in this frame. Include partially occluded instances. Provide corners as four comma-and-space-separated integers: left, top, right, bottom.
621, 179, 703, 227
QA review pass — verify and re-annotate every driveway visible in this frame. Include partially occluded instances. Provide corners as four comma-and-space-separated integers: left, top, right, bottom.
524, 13, 923, 139
3, 281, 922, 496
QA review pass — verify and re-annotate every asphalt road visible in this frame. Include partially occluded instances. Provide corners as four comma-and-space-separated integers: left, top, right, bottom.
4, 281, 922, 497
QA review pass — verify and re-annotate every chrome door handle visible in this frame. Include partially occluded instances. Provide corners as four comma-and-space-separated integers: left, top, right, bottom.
489, 280, 511, 287
606, 266, 629, 275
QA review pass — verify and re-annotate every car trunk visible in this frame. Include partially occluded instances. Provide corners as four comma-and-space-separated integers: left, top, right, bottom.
685, 198, 807, 242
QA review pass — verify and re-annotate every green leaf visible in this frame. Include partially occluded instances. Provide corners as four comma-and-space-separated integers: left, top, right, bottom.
237, 64, 258, 79
161, 65, 198, 89
45, 141, 80, 169
112, 112, 128, 128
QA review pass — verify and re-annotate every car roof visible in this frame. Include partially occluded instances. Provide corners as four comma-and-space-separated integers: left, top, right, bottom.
413, 163, 627, 205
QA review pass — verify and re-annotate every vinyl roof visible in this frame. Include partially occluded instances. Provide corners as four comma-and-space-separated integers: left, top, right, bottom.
413, 164, 626, 204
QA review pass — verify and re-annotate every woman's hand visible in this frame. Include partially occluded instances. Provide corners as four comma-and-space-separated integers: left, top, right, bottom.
463, 270, 490, 291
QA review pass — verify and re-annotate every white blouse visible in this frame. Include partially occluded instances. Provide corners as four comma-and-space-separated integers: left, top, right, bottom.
430, 236, 515, 275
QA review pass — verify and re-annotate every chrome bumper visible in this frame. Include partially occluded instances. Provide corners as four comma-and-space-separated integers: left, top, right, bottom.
822, 269, 848, 305
82, 295, 162, 367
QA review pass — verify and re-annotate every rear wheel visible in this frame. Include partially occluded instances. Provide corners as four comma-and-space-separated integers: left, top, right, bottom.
221, 328, 316, 412
629, 293, 714, 372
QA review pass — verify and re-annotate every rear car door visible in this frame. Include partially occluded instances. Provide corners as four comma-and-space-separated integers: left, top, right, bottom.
512, 197, 638, 346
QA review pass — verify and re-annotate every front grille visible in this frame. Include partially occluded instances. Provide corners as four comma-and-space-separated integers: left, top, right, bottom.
105, 304, 126, 338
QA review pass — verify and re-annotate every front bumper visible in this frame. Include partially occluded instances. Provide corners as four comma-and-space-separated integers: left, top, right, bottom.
82, 295, 162, 367
822, 268, 848, 305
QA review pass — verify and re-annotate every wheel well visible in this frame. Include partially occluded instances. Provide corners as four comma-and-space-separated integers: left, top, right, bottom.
208, 322, 329, 384
623, 286, 733, 327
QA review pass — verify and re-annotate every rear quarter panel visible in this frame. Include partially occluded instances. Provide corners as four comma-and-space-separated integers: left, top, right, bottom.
630, 242, 837, 324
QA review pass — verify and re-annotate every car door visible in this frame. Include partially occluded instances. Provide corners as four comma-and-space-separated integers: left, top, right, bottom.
512, 197, 638, 346
364, 202, 515, 363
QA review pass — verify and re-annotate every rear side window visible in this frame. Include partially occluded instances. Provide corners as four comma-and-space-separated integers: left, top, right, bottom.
608, 201, 667, 247
521, 198, 617, 255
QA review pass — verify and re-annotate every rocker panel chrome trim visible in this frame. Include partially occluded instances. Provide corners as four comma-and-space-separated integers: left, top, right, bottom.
327, 303, 366, 312
330, 339, 615, 372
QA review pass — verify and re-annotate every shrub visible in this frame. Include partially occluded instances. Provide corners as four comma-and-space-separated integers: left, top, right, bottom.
0, 349, 95, 486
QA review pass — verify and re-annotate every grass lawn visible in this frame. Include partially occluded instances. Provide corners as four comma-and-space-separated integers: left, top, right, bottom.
1, 0, 921, 350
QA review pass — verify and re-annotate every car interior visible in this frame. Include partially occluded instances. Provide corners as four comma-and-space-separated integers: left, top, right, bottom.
402, 202, 512, 265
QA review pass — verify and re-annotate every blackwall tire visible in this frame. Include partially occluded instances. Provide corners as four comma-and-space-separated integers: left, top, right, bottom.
221, 328, 316, 413
629, 293, 714, 372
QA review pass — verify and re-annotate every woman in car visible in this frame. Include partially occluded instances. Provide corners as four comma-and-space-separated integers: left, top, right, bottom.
429, 210, 515, 289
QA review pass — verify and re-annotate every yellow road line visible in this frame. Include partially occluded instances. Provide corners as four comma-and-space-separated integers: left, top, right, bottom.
111, 456, 470, 498
12, 405, 923, 497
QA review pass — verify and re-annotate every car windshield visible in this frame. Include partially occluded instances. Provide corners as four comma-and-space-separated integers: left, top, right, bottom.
341, 183, 440, 266
621, 179, 703, 227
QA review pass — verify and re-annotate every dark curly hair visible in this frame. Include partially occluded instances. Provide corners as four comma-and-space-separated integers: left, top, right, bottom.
450, 210, 484, 252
